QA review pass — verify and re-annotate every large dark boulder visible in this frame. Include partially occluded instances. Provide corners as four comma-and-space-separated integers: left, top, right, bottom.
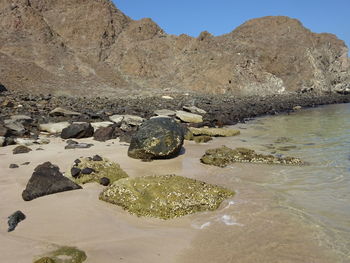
61, 123, 94, 139
128, 117, 185, 160
22, 162, 82, 201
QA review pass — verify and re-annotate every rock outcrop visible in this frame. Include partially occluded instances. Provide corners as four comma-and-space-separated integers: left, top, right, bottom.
99, 175, 234, 219
0, 0, 348, 96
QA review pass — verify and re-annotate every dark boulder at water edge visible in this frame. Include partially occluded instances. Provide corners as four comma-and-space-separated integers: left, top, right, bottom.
128, 117, 185, 160
22, 162, 82, 201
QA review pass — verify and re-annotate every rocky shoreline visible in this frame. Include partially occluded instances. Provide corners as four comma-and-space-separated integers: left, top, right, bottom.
1, 90, 350, 146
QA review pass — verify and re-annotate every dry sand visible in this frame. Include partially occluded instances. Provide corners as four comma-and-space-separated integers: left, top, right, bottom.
0, 135, 342, 262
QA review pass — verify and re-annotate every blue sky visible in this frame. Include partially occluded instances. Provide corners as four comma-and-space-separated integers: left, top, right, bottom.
113, 0, 350, 54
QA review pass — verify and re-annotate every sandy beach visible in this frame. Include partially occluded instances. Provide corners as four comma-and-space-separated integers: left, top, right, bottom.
0, 129, 343, 263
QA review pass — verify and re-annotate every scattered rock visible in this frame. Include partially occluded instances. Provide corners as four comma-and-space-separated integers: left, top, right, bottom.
33, 246, 87, 263
200, 146, 304, 167
7, 210, 26, 232
10, 115, 33, 124
0, 83, 7, 93
65, 141, 93, 149
49, 107, 81, 117
71, 167, 81, 178
39, 122, 70, 134
99, 177, 110, 186
61, 123, 94, 139
13, 145, 32, 154
14, 138, 36, 146
92, 155, 103, 161
123, 115, 144, 126
81, 167, 95, 174
189, 127, 240, 137
0, 125, 9, 137
161, 95, 174, 100
99, 175, 234, 219
22, 162, 82, 201
91, 121, 114, 130
109, 114, 124, 124
67, 156, 128, 185
4, 119, 27, 136
93, 126, 117, 142
154, 109, 176, 117
0, 136, 5, 147
183, 105, 207, 115
9, 163, 19, 168
293, 105, 302, 110
128, 117, 185, 160
21, 162, 30, 165
175, 110, 203, 123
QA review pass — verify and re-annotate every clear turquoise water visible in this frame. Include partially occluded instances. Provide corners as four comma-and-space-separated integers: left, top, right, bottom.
239, 103, 350, 259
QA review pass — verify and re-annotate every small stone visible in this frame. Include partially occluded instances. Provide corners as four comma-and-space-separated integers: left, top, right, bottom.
49, 107, 81, 117
21, 162, 30, 166
71, 167, 81, 178
9, 164, 19, 168
74, 159, 82, 165
8, 210, 26, 232
92, 155, 103, 161
13, 145, 32, 154
99, 177, 110, 186
81, 167, 95, 174
36, 147, 44, 151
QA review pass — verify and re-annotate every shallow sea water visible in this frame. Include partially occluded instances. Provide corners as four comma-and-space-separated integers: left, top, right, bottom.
180, 103, 350, 263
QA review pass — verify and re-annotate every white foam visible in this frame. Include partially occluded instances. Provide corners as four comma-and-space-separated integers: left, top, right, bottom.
219, 214, 243, 226
191, 221, 211, 230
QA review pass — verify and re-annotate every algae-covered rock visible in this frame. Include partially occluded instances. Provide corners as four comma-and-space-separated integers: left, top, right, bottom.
128, 117, 185, 160
201, 146, 304, 167
189, 127, 240, 137
193, 135, 212, 143
99, 175, 234, 219
67, 156, 128, 185
33, 246, 86, 263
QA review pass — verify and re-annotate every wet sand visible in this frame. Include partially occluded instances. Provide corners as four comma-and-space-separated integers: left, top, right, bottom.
0, 135, 343, 262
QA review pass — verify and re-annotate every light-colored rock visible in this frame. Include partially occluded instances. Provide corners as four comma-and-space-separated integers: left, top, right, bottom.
49, 107, 81, 117
4, 119, 25, 133
0, 136, 4, 147
189, 127, 240, 137
123, 115, 144, 126
154, 109, 176, 116
175, 110, 203, 123
161, 95, 174, 100
10, 115, 33, 123
14, 138, 36, 146
91, 121, 114, 130
39, 122, 70, 134
183, 106, 206, 115
109, 115, 124, 124
293, 105, 302, 110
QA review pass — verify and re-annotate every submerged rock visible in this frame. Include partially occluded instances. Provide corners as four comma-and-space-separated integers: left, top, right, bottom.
66, 157, 128, 185
99, 175, 234, 219
22, 162, 82, 201
128, 117, 185, 160
7, 210, 26, 232
189, 127, 240, 137
201, 146, 304, 167
33, 246, 87, 263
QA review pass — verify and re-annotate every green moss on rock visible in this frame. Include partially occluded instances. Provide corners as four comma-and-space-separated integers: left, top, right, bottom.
189, 127, 240, 137
193, 135, 212, 143
201, 146, 304, 167
99, 175, 234, 219
67, 157, 128, 185
33, 246, 86, 263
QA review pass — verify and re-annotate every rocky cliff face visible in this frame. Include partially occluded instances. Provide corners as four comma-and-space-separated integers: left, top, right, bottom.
0, 0, 349, 96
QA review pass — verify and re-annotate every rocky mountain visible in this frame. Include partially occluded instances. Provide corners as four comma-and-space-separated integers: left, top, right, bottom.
0, 0, 349, 96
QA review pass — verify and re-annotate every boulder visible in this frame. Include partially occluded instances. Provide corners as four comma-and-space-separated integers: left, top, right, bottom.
49, 107, 81, 117
0, 136, 5, 147
93, 126, 118, 142
0, 125, 9, 137
39, 122, 70, 134
13, 145, 32, 154
123, 115, 144, 126
61, 123, 94, 139
10, 115, 33, 124
189, 127, 240, 137
109, 114, 124, 124
99, 175, 235, 219
128, 117, 185, 160
4, 119, 27, 136
66, 156, 128, 184
183, 105, 207, 115
175, 110, 203, 123
200, 146, 304, 167
22, 162, 82, 201
7, 210, 26, 232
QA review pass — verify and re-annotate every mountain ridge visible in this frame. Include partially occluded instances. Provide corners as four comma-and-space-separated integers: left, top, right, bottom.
0, 0, 349, 96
